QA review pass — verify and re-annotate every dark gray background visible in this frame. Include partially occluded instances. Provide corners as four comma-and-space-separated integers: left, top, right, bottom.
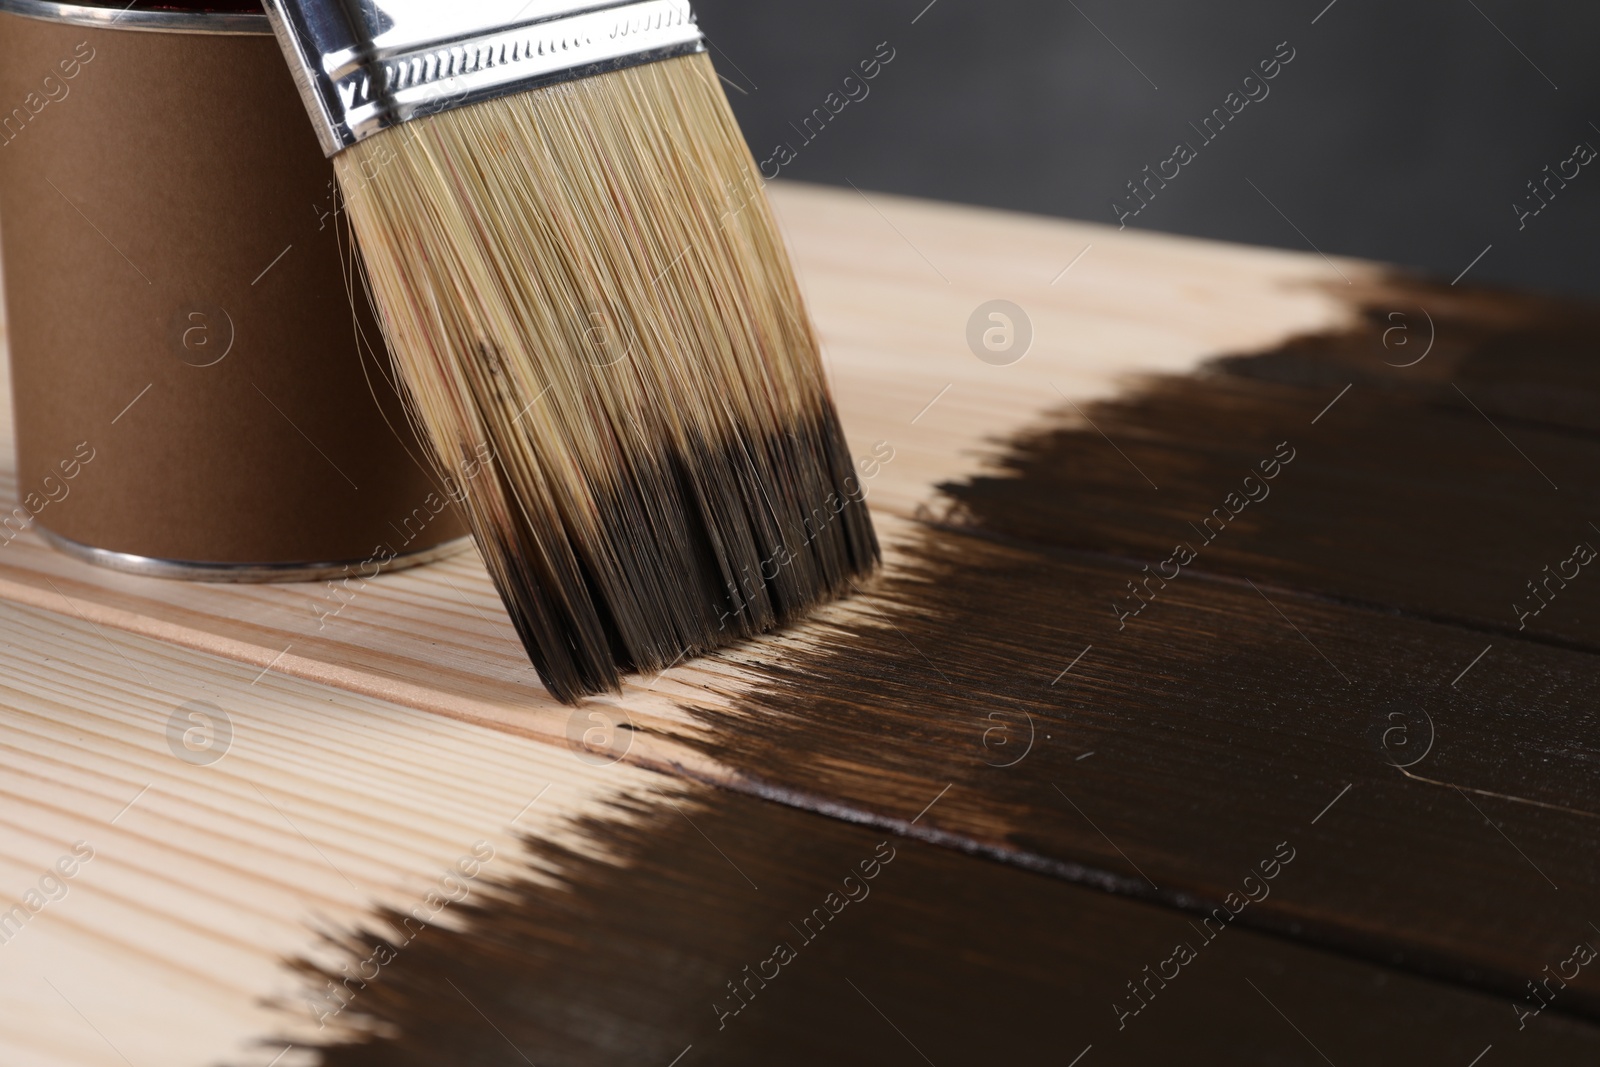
694, 0, 1599, 298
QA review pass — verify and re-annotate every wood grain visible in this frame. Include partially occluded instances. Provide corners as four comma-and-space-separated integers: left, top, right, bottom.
294, 768, 1600, 1066
688, 280, 1600, 1017
3, 180, 1592, 1061
989, 288, 1600, 648
0, 183, 1361, 749
0, 597, 683, 1067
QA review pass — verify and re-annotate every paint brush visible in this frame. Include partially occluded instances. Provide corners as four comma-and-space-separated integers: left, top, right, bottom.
259, 1, 879, 701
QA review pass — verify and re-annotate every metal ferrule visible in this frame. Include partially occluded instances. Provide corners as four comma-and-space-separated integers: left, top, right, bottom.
261, 0, 706, 157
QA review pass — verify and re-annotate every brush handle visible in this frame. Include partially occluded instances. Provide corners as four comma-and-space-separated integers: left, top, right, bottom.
261, 0, 705, 156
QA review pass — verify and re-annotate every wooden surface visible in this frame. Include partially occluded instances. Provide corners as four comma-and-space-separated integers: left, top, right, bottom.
0, 181, 1354, 751
691, 300, 1600, 1014
1, 181, 1597, 1065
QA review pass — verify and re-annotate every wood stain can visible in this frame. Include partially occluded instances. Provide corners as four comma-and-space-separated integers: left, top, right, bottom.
0, 0, 470, 579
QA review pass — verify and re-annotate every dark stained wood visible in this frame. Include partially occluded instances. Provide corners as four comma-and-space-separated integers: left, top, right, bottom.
954, 301, 1600, 650
275, 275, 1600, 1062
293, 780, 1600, 1066
1222, 279, 1600, 438
680, 277, 1600, 1018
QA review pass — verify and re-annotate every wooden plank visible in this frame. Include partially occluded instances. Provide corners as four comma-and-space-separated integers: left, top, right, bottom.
225, 753, 1600, 1067
6, 599, 1596, 1063
685, 275, 1600, 1016
692, 507, 1600, 1012
1228, 278, 1600, 437
0, 598, 684, 1066
971, 294, 1600, 648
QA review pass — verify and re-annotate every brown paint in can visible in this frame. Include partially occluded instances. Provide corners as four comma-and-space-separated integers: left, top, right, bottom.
0, 1, 470, 580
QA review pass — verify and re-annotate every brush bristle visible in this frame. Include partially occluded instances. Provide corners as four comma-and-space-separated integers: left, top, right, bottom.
332, 53, 879, 703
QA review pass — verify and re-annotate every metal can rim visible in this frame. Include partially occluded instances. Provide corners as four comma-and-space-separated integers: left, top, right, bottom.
0, 0, 271, 35
34, 525, 476, 583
